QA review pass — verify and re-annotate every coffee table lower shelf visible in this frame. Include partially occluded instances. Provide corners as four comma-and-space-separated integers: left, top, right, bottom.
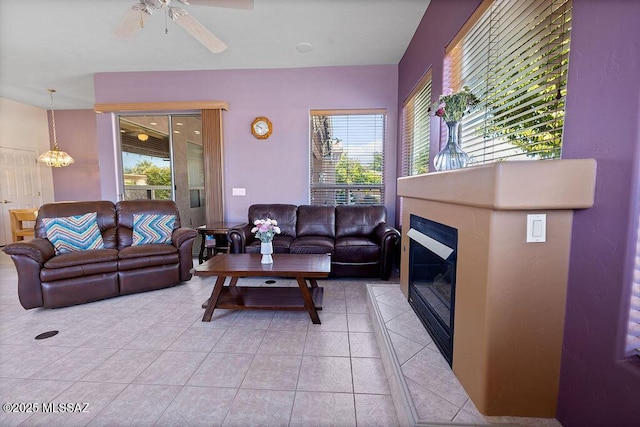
209, 286, 324, 311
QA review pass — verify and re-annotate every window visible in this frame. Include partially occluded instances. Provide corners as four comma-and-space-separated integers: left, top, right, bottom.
310, 110, 385, 205
401, 70, 432, 176
628, 210, 640, 357
445, 0, 572, 164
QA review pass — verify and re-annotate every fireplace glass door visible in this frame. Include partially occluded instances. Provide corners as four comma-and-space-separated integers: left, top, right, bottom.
408, 214, 458, 365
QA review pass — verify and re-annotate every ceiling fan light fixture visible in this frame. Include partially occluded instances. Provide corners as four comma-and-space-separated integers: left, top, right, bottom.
39, 89, 74, 168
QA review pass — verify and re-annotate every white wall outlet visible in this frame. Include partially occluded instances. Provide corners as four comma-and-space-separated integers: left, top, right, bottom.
232, 188, 246, 196
526, 213, 546, 243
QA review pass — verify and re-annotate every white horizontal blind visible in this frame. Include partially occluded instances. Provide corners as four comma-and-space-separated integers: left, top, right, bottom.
401, 74, 432, 176
310, 111, 385, 206
445, 0, 572, 164
628, 213, 640, 356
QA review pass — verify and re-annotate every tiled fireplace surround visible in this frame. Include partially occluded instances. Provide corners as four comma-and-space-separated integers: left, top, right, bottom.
390, 160, 596, 423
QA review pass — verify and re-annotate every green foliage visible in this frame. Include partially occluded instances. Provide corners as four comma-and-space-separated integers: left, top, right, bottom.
130, 160, 172, 199
335, 156, 381, 185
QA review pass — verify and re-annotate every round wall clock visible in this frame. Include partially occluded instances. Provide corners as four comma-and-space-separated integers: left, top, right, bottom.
251, 116, 272, 139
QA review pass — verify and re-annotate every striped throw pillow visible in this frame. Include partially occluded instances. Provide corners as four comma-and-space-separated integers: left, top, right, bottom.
132, 214, 175, 246
43, 212, 105, 255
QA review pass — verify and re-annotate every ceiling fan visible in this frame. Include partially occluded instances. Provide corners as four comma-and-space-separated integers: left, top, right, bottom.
113, 0, 254, 53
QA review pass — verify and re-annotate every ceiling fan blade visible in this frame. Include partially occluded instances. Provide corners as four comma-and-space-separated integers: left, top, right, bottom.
171, 10, 227, 53
113, 6, 149, 39
182, 0, 254, 10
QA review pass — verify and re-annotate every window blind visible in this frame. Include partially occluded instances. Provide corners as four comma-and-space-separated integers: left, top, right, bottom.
628, 213, 640, 356
445, 0, 572, 164
401, 72, 432, 176
310, 111, 385, 206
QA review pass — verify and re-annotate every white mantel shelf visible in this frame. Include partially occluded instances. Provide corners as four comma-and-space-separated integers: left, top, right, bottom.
397, 159, 596, 210
397, 158, 597, 418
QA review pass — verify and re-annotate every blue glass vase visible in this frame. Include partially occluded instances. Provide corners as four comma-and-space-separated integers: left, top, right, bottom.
434, 121, 469, 171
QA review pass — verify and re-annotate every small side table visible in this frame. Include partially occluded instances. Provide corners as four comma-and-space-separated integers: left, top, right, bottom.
196, 222, 240, 264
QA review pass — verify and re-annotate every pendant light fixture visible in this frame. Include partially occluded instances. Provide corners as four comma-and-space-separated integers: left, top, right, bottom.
38, 89, 74, 167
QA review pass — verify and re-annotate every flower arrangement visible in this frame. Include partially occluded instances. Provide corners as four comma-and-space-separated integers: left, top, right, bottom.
251, 218, 281, 243
432, 86, 479, 123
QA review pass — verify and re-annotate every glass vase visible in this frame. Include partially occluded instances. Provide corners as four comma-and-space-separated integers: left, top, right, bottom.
433, 121, 469, 171
260, 241, 273, 264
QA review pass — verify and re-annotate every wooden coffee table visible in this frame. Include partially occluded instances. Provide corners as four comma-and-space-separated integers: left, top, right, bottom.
195, 253, 331, 324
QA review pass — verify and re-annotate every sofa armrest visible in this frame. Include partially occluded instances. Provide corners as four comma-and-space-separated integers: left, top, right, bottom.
228, 223, 255, 254
172, 227, 197, 282
375, 223, 401, 280
2, 238, 55, 264
172, 227, 198, 249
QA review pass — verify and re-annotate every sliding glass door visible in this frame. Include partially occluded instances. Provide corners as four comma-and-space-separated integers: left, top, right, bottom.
118, 114, 205, 228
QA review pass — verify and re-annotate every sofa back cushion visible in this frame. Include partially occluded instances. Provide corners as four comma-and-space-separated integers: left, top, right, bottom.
335, 205, 387, 238
36, 201, 117, 249
117, 200, 181, 248
248, 204, 298, 238
296, 205, 335, 238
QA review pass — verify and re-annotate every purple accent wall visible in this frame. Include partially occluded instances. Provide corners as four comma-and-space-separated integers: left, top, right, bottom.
48, 109, 102, 202
558, 0, 640, 424
93, 65, 398, 224
398, 0, 640, 424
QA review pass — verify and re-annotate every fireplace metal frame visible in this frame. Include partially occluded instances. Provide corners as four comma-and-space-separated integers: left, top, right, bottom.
407, 214, 458, 366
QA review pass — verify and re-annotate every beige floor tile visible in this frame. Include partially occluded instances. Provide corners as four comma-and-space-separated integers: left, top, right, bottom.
347, 312, 374, 332
29, 347, 119, 381
133, 350, 208, 385
87, 383, 181, 426
167, 326, 226, 352
21, 381, 127, 427
0, 345, 74, 378
351, 357, 390, 395
0, 378, 74, 426
304, 331, 350, 357
222, 389, 294, 427
297, 355, 353, 393
241, 354, 302, 390
187, 352, 253, 388
211, 327, 266, 353
81, 348, 162, 383
290, 391, 356, 426
309, 311, 348, 332
257, 330, 307, 355
156, 385, 237, 426
354, 393, 400, 427
349, 332, 381, 358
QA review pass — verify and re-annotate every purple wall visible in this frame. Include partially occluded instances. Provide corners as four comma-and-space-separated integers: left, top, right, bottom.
398, 0, 640, 424
93, 65, 399, 224
48, 109, 102, 202
558, 0, 640, 425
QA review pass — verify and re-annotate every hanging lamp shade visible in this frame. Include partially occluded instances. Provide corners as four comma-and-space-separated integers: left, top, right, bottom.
39, 89, 74, 168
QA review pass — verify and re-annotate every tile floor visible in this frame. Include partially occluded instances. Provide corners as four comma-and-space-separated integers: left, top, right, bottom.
0, 251, 563, 426
0, 252, 399, 426
367, 285, 562, 426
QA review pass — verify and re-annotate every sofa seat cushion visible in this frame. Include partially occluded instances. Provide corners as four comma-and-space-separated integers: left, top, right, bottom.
41, 249, 119, 282
334, 237, 381, 264
246, 236, 293, 254
290, 236, 335, 255
118, 244, 179, 271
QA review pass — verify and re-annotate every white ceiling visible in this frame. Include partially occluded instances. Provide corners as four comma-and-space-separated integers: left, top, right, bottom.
0, 0, 430, 110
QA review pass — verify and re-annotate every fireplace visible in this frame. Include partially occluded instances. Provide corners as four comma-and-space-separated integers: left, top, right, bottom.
397, 160, 596, 417
407, 214, 458, 365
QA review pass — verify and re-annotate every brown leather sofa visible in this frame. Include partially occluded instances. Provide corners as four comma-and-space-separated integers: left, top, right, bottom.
2, 200, 197, 309
229, 204, 400, 279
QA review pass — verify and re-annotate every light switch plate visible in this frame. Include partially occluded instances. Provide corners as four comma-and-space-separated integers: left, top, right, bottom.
232, 188, 246, 196
526, 214, 546, 243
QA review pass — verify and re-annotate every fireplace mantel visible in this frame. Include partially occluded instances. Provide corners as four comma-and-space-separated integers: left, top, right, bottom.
397, 159, 596, 418
397, 159, 596, 210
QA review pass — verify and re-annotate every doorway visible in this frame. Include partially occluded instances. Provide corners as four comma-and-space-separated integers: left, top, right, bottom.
117, 114, 205, 228
0, 147, 43, 246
